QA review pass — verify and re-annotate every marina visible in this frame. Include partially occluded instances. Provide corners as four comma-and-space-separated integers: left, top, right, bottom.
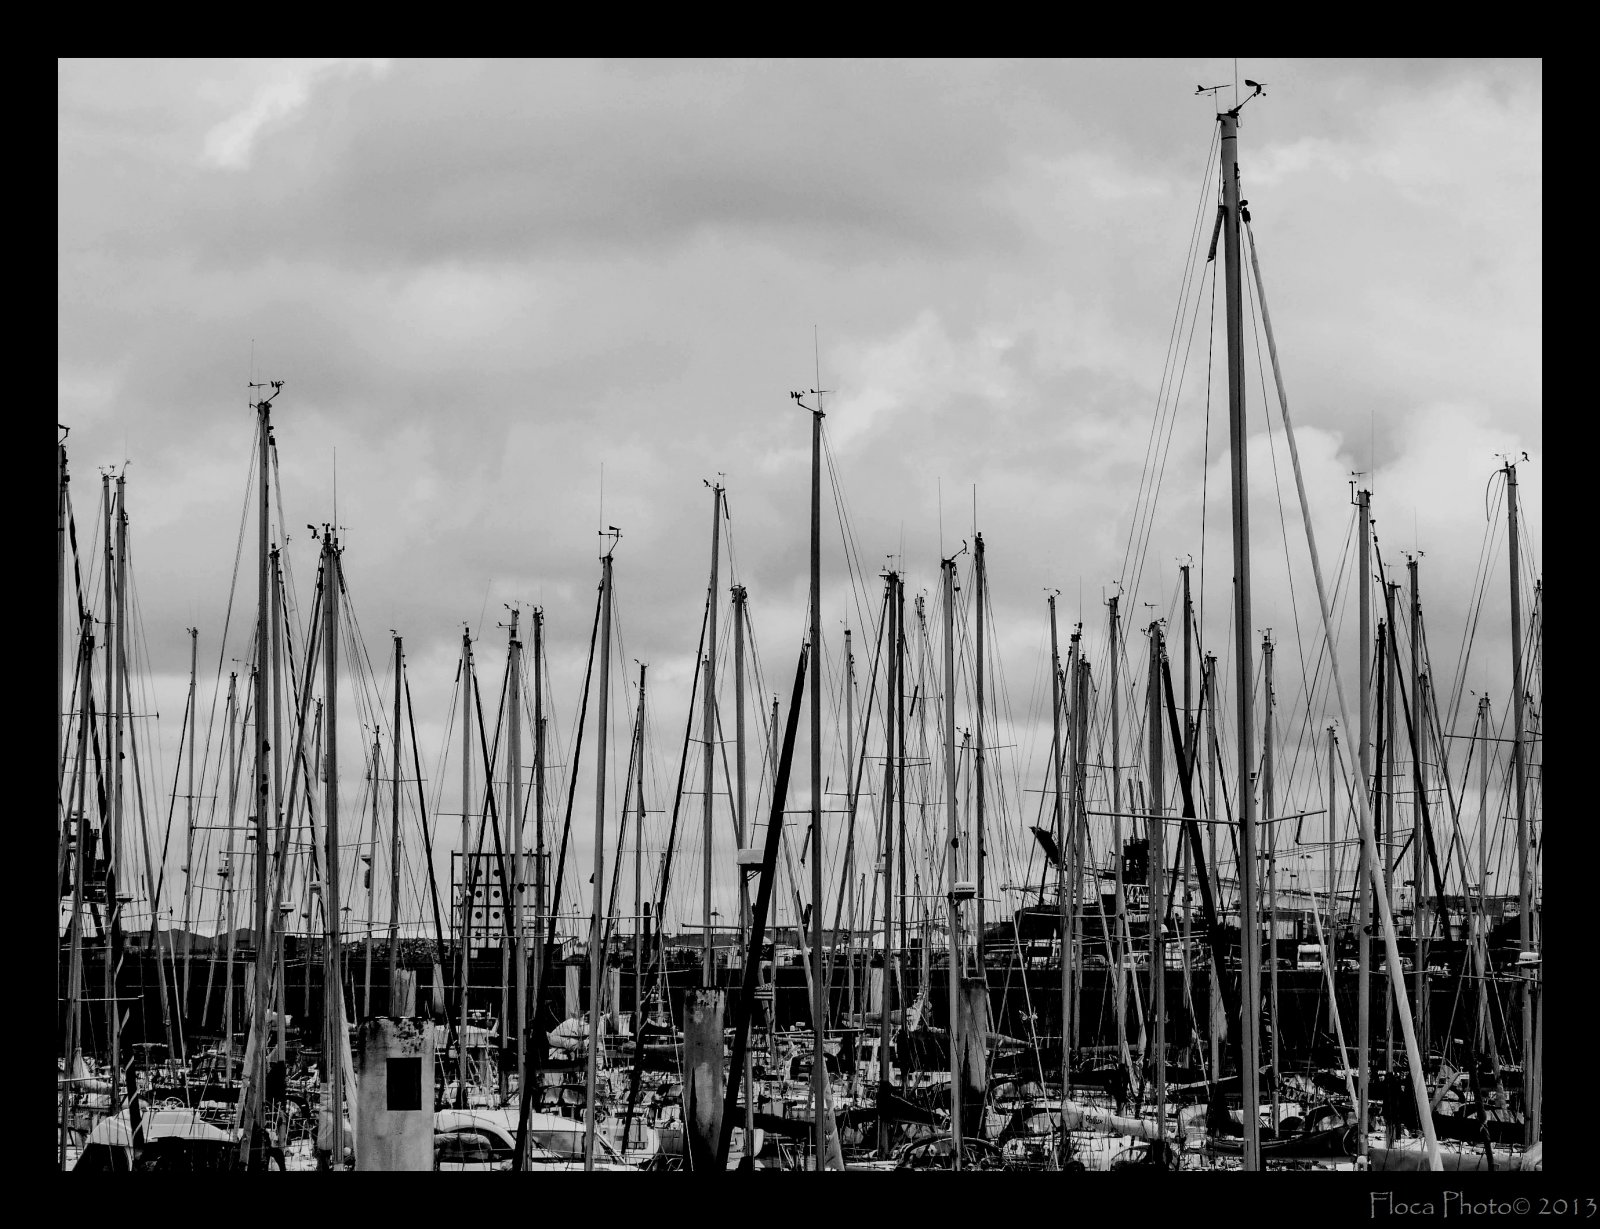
56, 59, 1541, 1176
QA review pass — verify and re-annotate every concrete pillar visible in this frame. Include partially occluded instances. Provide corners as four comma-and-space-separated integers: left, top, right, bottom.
684, 988, 725, 1173
355, 1017, 435, 1171
565, 963, 581, 1020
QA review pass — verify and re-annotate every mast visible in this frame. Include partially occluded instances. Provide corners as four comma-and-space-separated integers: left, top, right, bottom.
1204, 652, 1219, 1085
771, 693, 781, 1076
62, 625, 93, 1169
1504, 461, 1533, 1142
1326, 725, 1338, 966
846, 626, 855, 1026
1148, 621, 1166, 1140
112, 474, 129, 1111
1263, 632, 1278, 1130
1048, 594, 1066, 1140
457, 631, 472, 1103
182, 627, 198, 1012
391, 635, 405, 1011
365, 733, 378, 1018
895, 572, 908, 1096
1383, 582, 1398, 1082
584, 543, 615, 1171
1476, 695, 1492, 1063
1110, 594, 1130, 1081
704, 484, 721, 988
533, 609, 546, 1056
222, 675, 238, 1080
56, 441, 66, 918
506, 612, 523, 1094
1356, 488, 1372, 1143
626, 667, 645, 1045
974, 533, 987, 969
808, 401, 825, 1169
877, 571, 897, 1157
1180, 568, 1194, 1057
1219, 105, 1261, 1171
1409, 556, 1427, 1060
1067, 625, 1082, 1080
733, 584, 752, 1153
322, 530, 344, 1165
250, 396, 271, 1123
941, 555, 962, 1168
271, 548, 286, 1065
1072, 649, 1089, 1078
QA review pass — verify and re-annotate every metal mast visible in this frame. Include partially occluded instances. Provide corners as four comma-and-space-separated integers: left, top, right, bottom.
584, 541, 616, 1170
457, 631, 472, 1102
1504, 461, 1534, 1142
1148, 622, 1166, 1141
1048, 593, 1066, 1150
974, 534, 987, 968
323, 529, 345, 1165
733, 584, 753, 1153
1356, 487, 1372, 1144
507, 612, 523, 1091
807, 399, 826, 1169
704, 484, 721, 988
1409, 556, 1427, 1058
877, 571, 897, 1158
387, 635, 403, 1013
1219, 105, 1261, 1171
941, 555, 962, 1169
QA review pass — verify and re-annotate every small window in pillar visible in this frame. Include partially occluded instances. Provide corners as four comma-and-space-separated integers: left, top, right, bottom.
387, 1056, 423, 1111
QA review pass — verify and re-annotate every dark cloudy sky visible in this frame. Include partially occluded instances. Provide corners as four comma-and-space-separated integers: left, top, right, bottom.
59, 59, 1540, 940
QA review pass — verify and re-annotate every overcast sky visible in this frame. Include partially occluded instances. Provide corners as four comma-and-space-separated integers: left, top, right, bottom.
58, 58, 1541, 941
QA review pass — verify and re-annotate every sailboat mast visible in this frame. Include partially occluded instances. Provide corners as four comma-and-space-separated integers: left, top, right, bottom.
507, 612, 524, 1093
705, 484, 721, 988
733, 585, 752, 1150
1504, 461, 1534, 1143
895, 571, 907, 1092
109, 474, 127, 1111
584, 546, 614, 1171
878, 571, 897, 1158
1067, 625, 1082, 1081
1409, 556, 1427, 1059
941, 555, 962, 1168
458, 631, 472, 1102
1180, 568, 1194, 1037
62, 625, 93, 1171
251, 399, 271, 1120
1219, 105, 1261, 1172
323, 531, 344, 1163
1148, 622, 1166, 1139
1048, 595, 1065, 1139
808, 403, 825, 1169
271, 548, 286, 1065
366, 734, 378, 1018
182, 627, 198, 1012
534, 609, 546, 1047
1205, 652, 1219, 1084
391, 635, 405, 1009
1109, 595, 1129, 1077
1356, 487, 1372, 1142
222, 674, 239, 1079
974, 534, 986, 968
1263, 632, 1278, 1131
634, 661, 647, 1038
